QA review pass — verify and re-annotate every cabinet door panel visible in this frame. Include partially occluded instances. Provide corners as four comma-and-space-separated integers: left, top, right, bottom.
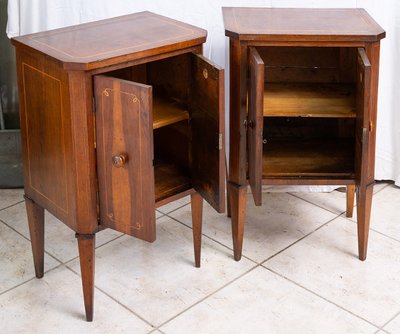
355, 48, 371, 185
94, 75, 156, 242
248, 47, 264, 206
190, 54, 225, 213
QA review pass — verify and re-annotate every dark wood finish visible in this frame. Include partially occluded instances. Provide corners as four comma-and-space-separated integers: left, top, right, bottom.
346, 185, 355, 218
223, 8, 385, 261
12, 12, 207, 70
24, 196, 45, 278
228, 183, 247, 261
94, 75, 156, 242
263, 83, 356, 118
13, 12, 225, 321
76, 234, 95, 322
191, 192, 203, 268
248, 47, 264, 206
262, 139, 355, 178
191, 54, 225, 213
155, 162, 192, 202
222, 8, 385, 42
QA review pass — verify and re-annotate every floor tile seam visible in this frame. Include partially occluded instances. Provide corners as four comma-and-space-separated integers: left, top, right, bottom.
378, 309, 400, 331
64, 251, 261, 329
50, 233, 126, 265
158, 202, 190, 216
0, 263, 64, 297
263, 266, 382, 330
0, 217, 64, 265
156, 263, 261, 329
165, 213, 259, 265
373, 183, 392, 195
260, 214, 340, 265
288, 192, 346, 216
0, 199, 25, 212
63, 264, 158, 329
341, 215, 400, 244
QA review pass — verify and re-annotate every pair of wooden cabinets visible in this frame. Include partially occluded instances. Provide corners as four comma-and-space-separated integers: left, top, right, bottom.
12, 9, 385, 321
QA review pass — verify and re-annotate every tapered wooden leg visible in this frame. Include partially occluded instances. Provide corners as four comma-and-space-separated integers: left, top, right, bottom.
76, 233, 95, 322
356, 184, 373, 261
346, 185, 356, 218
226, 155, 231, 218
228, 182, 247, 261
227, 184, 231, 218
191, 192, 203, 268
24, 196, 45, 278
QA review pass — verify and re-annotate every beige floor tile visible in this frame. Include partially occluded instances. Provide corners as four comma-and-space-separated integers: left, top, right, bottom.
67, 216, 255, 327
264, 216, 400, 327
0, 266, 153, 334
0, 222, 60, 294
347, 185, 400, 242
384, 313, 400, 334
169, 192, 336, 263
157, 195, 190, 214
291, 182, 389, 215
0, 188, 24, 210
0, 202, 123, 263
161, 267, 376, 334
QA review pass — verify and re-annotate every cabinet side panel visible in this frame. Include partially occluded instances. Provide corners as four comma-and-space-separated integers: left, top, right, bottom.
22, 64, 68, 211
16, 49, 75, 228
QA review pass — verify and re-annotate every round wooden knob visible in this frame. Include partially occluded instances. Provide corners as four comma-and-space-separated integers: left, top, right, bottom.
112, 154, 127, 168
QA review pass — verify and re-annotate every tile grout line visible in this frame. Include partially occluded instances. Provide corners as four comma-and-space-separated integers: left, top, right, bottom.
165, 212, 257, 265
0, 217, 63, 265
0, 199, 25, 212
63, 264, 158, 330
341, 214, 400, 245
0, 263, 64, 297
288, 191, 347, 217
374, 307, 400, 332
264, 266, 381, 330
155, 263, 261, 330
158, 202, 190, 216
258, 213, 342, 265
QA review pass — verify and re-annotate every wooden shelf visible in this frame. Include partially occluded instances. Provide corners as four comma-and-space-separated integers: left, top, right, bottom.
153, 97, 189, 129
263, 83, 356, 118
262, 138, 355, 178
155, 161, 192, 202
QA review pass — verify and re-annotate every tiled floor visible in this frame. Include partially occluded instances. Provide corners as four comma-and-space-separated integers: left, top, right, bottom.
0, 182, 399, 333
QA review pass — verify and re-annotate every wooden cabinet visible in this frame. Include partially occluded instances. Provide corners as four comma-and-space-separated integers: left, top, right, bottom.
222, 8, 385, 261
12, 11, 225, 321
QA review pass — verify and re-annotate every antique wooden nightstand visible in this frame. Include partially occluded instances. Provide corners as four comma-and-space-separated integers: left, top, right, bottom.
222, 8, 385, 261
12, 11, 225, 321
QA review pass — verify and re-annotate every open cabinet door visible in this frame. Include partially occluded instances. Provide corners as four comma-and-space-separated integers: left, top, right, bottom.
94, 75, 156, 242
248, 47, 264, 206
355, 48, 371, 186
190, 54, 225, 213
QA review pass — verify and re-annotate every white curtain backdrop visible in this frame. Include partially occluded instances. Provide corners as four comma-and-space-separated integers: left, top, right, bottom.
7, 0, 400, 187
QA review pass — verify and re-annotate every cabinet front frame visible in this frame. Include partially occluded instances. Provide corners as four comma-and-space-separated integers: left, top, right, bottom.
228, 39, 380, 191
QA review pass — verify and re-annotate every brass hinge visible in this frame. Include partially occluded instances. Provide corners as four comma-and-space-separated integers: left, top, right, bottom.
218, 133, 223, 150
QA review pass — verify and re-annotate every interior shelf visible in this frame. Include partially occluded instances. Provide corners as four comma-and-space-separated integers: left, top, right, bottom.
155, 161, 192, 202
263, 83, 356, 118
153, 96, 189, 129
262, 138, 355, 178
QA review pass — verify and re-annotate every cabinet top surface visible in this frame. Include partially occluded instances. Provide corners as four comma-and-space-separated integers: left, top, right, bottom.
222, 7, 385, 42
12, 11, 206, 70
